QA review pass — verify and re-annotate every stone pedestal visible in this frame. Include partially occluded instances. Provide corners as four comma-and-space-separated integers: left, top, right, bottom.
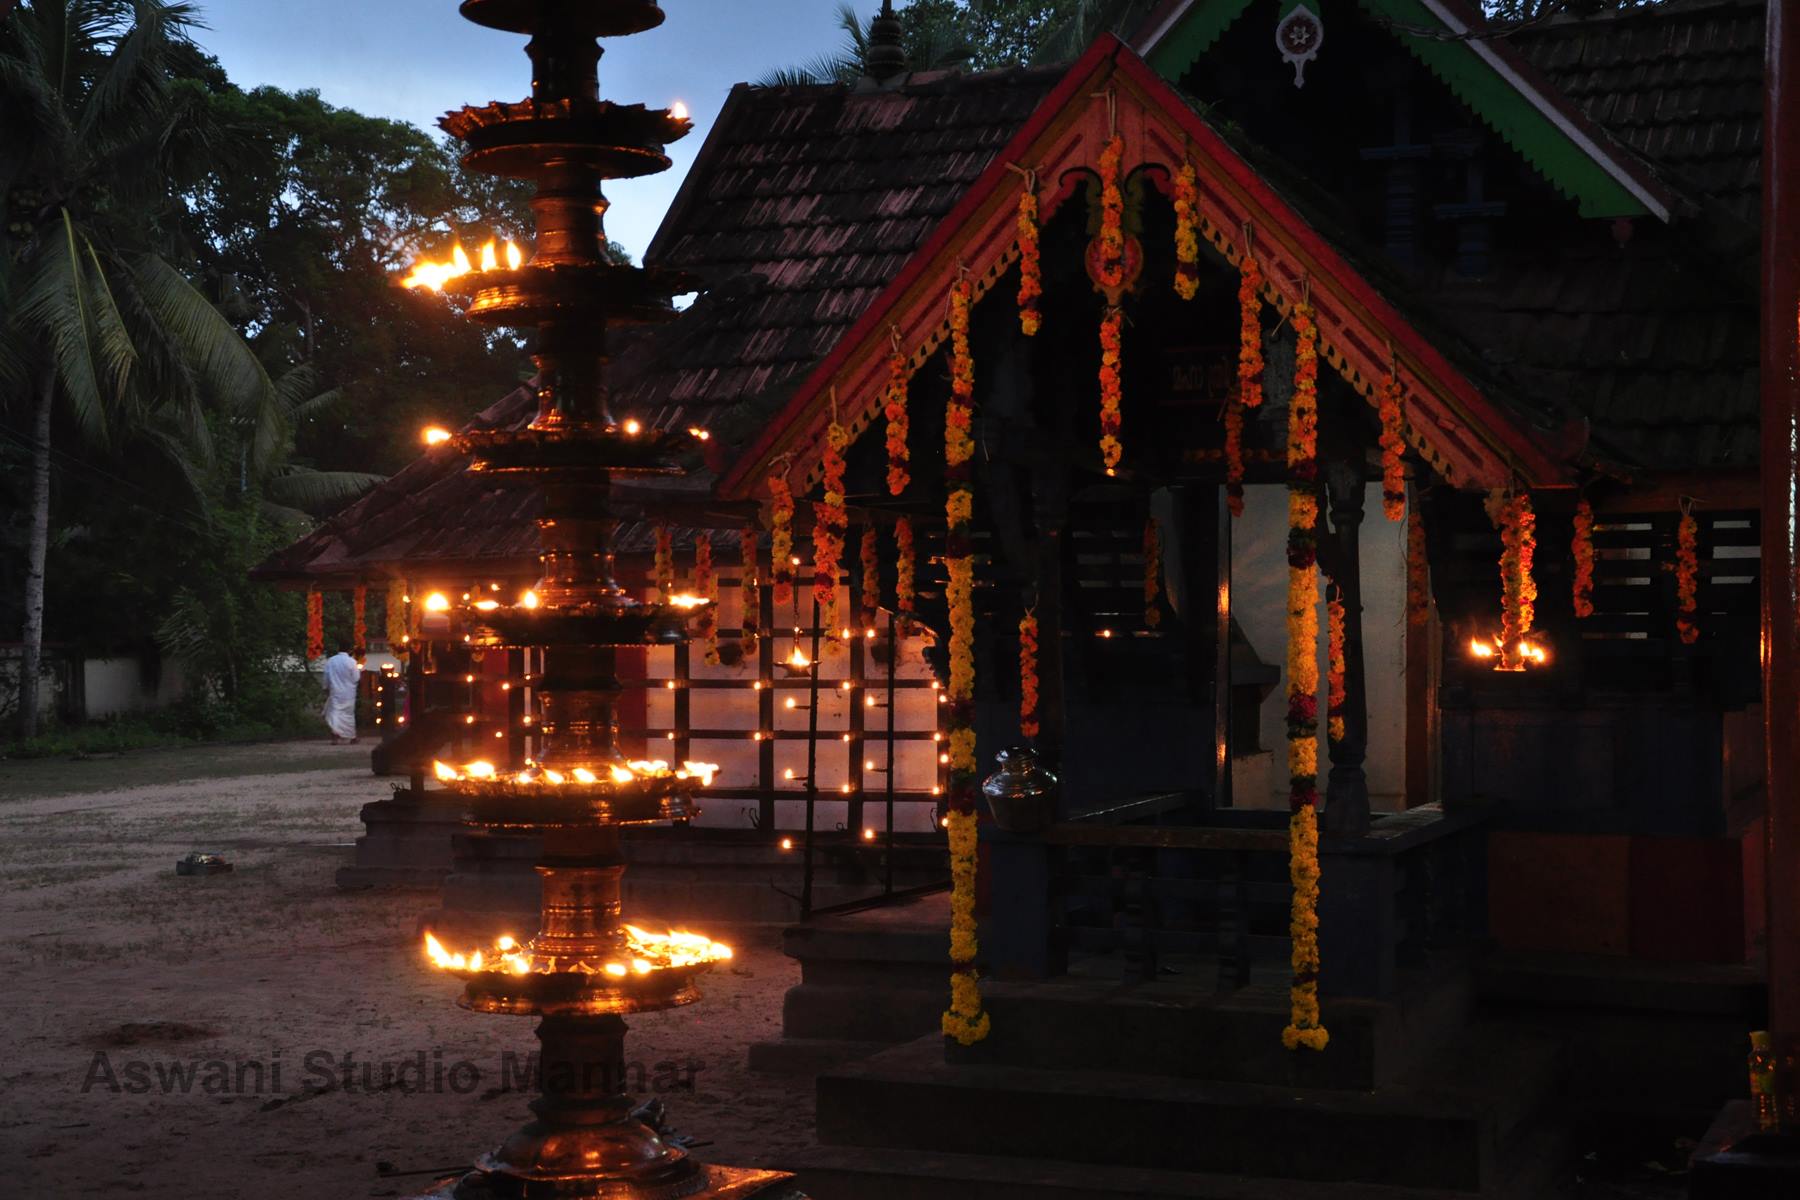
336, 787, 467, 889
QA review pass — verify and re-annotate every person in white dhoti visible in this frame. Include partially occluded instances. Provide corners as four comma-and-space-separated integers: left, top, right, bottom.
322, 642, 362, 744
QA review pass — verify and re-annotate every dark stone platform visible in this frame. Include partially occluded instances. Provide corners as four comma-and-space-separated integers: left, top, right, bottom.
1688, 1099, 1800, 1198
336, 786, 468, 890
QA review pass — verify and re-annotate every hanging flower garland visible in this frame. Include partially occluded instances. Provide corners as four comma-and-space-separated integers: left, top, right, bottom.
386, 585, 409, 656
885, 339, 911, 496
352, 585, 368, 663
1572, 500, 1596, 620
768, 470, 794, 610
1143, 517, 1162, 628
1016, 181, 1042, 336
1282, 295, 1327, 1053
941, 274, 987, 1047
1377, 363, 1406, 522
895, 517, 917, 624
1676, 506, 1699, 644
1407, 503, 1430, 629
814, 419, 849, 643
1096, 134, 1126, 289
1019, 611, 1040, 740
654, 522, 675, 598
1229, 248, 1265, 517
860, 526, 880, 632
740, 526, 761, 660
1496, 492, 1538, 670
1327, 585, 1346, 745
695, 533, 719, 665
1173, 161, 1200, 301
306, 586, 325, 661
1099, 307, 1124, 474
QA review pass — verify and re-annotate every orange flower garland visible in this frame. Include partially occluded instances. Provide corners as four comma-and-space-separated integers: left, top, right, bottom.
885, 345, 911, 495
1017, 184, 1042, 336
1229, 251, 1265, 517
1143, 517, 1162, 628
352, 584, 368, 663
1018, 613, 1040, 739
654, 522, 675, 598
740, 526, 761, 659
860, 526, 880, 631
1377, 365, 1406, 522
1283, 298, 1327, 1053
1099, 307, 1124, 473
1572, 500, 1596, 619
1407, 503, 1430, 628
768, 471, 794, 609
306, 586, 324, 661
895, 518, 917, 622
814, 421, 849, 643
1327, 586, 1346, 745
1095, 134, 1126, 290
942, 275, 987, 1047
695, 533, 719, 665
1677, 508, 1699, 644
385, 585, 409, 655
1496, 492, 1538, 670
1173, 161, 1200, 301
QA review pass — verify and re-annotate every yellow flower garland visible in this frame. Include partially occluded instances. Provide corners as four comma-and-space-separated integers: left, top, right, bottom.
1377, 364, 1406, 522
1017, 184, 1042, 336
1173, 161, 1200, 301
1099, 306, 1124, 474
1327, 587, 1346, 745
895, 518, 916, 622
885, 346, 911, 496
814, 422, 849, 643
1283, 298, 1327, 1052
942, 275, 987, 1045
1496, 492, 1538, 670
768, 471, 794, 609
1229, 251, 1265, 517
695, 533, 719, 665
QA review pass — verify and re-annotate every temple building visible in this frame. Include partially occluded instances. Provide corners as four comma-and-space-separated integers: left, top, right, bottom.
259, 0, 1785, 1192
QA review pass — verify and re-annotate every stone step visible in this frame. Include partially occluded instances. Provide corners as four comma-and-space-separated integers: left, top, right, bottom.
815, 1024, 1561, 1192
747, 1037, 894, 1076
782, 1145, 1550, 1200
782, 983, 944, 1043
956, 966, 1471, 1091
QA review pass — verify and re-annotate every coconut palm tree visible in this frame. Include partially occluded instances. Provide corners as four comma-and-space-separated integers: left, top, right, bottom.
0, 1, 281, 736
757, 1, 977, 86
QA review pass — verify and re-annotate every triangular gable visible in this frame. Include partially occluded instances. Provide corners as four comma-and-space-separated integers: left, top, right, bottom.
719, 35, 1567, 501
1134, 0, 1678, 221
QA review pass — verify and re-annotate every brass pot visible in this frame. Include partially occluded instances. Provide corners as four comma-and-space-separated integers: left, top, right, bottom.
981, 747, 1058, 833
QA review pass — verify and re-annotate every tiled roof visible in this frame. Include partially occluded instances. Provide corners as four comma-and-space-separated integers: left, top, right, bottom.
1513, 0, 1765, 222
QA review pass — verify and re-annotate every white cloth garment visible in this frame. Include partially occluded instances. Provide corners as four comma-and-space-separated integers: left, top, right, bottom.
323, 651, 361, 740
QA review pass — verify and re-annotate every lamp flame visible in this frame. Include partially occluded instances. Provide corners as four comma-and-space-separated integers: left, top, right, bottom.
422, 426, 453, 446
505, 240, 523, 270
401, 237, 527, 290
424, 592, 451, 612
479, 240, 498, 272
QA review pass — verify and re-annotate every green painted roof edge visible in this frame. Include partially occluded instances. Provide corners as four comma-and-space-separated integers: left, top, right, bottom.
1141, 0, 1652, 220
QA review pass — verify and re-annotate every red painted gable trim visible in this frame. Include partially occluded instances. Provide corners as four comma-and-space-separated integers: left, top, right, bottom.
718, 35, 1568, 500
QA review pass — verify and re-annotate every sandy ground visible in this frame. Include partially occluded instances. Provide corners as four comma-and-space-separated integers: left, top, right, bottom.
0, 741, 810, 1198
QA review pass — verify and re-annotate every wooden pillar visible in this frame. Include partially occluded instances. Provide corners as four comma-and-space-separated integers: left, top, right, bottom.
1322, 458, 1371, 837
1761, 0, 1800, 1089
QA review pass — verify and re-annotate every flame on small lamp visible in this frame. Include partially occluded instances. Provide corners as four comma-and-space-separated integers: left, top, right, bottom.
424, 592, 451, 612
666, 593, 707, 609
423, 426, 452, 446
1468, 637, 1496, 660
479, 240, 498, 272
670, 100, 689, 121
520, 589, 540, 609
505, 241, 523, 270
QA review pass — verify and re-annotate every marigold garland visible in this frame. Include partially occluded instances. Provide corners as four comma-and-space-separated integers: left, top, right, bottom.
740, 526, 761, 659
814, 421, 849, 643
385, 585, 409, 655
1143, 517, 1162, 628
1099, 306, 1124, 473
1017, 185, 1042, 336
1095, 134, 1126, 290
1572, 500, 1596, 619
1377, 365, 1406, 522
1327, 586, 1346, 745
1018, 613, 1040, 739
352, 584, 368, 663
1173, 161, 1200, 301
695, 534, 719, 666
306, 586, 325, 661
1407, 503, 1430, 628
885, 346, 911, 495
859, 526, 880, 631
895, 518, 917, 621
1496, 492, 1538, 670
1229, 252, 1265, 517
1676, 508, 1700, 644
768, 472, 794, 609
942, 274, 986, 1045
1283, 296, 1327, 1053
654, 522, 675, 598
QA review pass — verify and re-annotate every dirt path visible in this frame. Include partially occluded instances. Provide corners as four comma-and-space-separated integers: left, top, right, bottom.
0, 742, 809, 1197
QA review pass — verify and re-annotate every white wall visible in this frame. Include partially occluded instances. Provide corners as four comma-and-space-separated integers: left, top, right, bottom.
1231, 483, 1409, 810
81, 657, 189, 718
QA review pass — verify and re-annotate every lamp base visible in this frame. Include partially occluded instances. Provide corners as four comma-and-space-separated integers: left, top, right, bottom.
407, 1164, 804, 1200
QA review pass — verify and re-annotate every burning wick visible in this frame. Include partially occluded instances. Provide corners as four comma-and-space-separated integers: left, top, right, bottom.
670, 100, 689, 121
422, 426, 452, 446
424, 592, 451, 613
520, 589, 540, 609
400, 238, 525, 291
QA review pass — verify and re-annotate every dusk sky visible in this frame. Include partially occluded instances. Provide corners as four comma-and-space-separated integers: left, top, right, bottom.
194, 1, 857, 257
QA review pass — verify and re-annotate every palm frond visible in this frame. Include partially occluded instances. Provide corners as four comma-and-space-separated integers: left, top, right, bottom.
262, 466, 384, 514
131, 252, 272, 420
15, 211, 110, 442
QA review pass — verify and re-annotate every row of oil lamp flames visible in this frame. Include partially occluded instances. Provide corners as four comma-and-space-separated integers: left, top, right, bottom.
432, 758, 719, 787
401, 238, 525, 291
1468, 636, 1550, 668
423, 926, 730, 978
